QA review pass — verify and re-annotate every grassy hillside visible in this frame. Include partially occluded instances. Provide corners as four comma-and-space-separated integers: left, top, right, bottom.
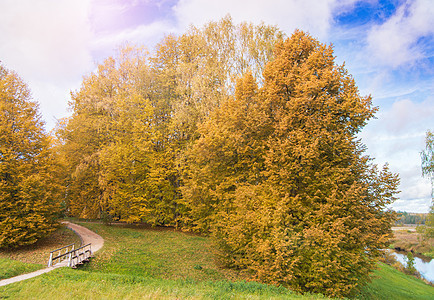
0, 222, 325, 299
0, 258, 42, 280
356, 263, 433, 299
0, 267, 321, 299
79, 223, 247, 282
1, 222, 433, 299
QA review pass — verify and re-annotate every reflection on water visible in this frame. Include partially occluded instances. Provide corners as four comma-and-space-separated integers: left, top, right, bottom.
391, 251, 434, 283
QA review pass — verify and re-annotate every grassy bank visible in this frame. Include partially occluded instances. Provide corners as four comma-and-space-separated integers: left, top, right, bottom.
0, 267, 323, 299
0, 258, 42, 280
78, 222, 247, 282
0, 222, 324, 299
1, 222, 433, 299
356, 263, 433, 299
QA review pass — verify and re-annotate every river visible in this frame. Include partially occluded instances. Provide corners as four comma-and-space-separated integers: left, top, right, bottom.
391, 251, 434, 283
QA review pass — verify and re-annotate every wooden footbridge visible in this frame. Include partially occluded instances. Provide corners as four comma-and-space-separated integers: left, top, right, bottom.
47, 243, 92, 268
0, 222, 103, 287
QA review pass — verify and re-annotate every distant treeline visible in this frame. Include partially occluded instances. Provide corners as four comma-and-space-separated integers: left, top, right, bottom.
395, 211, 428, 225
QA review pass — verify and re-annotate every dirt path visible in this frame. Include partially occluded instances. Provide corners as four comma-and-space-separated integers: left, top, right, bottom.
63, 221, 104, 252
0, 222, 104, 287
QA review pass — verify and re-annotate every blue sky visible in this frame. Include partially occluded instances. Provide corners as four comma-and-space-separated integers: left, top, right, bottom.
0, 0, 433, 212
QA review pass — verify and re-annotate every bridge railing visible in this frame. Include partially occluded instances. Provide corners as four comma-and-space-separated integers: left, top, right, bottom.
48, 243, 75, 267
47, 243, 92, 268
67, 243, 92, 268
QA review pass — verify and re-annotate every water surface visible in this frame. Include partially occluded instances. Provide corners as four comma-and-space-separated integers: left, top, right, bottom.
391, 251, 434, 283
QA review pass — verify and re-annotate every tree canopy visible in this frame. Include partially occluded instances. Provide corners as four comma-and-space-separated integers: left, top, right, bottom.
55, 19, 399, 297
0, 64, 60, 248
56, 17, 283, 224
182, 30, 399, 297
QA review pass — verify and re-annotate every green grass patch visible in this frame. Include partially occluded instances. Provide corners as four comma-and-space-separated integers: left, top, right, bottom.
79, 223, 248, 282
0, 267, 326, 299
0, 257, 43, 280
2, 222, 433, 299
1, 222, 325, 299
356, 262, 434, 300
422, 249, 434, 259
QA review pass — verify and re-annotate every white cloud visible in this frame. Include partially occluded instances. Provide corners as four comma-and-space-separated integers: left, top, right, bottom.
172, 0, 341, 40
0, 0, 95, 129
0, 0, 94, 83
391, 196, 431, 213
31, 80, 83, 129
361, 96, 434, 152
381, 97, 434, 134
366, 0, 434, 68
360, 96, 434, 213
91, 20, 175, 57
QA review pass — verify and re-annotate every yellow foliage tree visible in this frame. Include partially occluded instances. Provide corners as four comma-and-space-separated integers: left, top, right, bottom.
184, 31, 399, 297
57, 18, 282, 226
0, 64, 60, 248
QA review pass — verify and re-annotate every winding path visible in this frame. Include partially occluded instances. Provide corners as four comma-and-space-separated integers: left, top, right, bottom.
63, 221, 104, 252
0, 222, 104, 287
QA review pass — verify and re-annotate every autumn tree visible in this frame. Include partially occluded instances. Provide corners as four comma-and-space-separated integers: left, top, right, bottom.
420, 130, 433, 238
57, 47, 160, 222
183, 31, 399, 297
182, 72, 269, 231
58, 18, 282, 225
0, 64, 60, 248
169, 16, 283, 141
421, 130, 433, 196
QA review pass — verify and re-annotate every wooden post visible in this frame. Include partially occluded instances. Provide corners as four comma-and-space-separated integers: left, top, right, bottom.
67, 250, 73, 267
48, 252, 53, 267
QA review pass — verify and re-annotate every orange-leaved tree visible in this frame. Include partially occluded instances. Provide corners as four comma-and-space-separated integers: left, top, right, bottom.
184, 30, 399, 297
57, 18, 283, 225
0, 64, 60, 248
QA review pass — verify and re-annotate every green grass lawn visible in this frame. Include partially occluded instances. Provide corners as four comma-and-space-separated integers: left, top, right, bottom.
356, 263, 434, 299
0, 257, 43, 280
0, 268, 319, 299
79, 223, 247, 282
1, 222, 433, 299
0, 223, 326, 299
